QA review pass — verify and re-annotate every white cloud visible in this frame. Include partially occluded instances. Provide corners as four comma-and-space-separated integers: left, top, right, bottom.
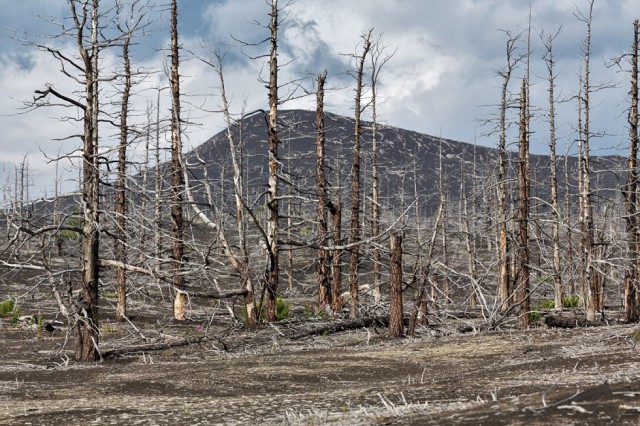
1, 0, 637, 198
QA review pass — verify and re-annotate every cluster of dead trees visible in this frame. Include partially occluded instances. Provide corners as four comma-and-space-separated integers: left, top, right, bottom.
0, 0, 639, 361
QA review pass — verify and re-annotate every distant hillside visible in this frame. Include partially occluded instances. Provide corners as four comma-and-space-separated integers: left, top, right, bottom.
184, 109, 625, 218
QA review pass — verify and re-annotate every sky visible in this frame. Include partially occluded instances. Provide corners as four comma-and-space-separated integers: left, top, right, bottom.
0, 0, 638, 198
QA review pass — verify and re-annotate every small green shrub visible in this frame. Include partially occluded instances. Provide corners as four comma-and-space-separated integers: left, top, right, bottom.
303, 302, 328, 319
0, 298, 15, 317
275, 298, 291, 320
249, 297, 291, 321
539, 299, 555, 310
303, 303, 314, 318
58, 208, 82, 242
529, 308, 543, 322
11, 307, 22, 325
35, 316, 44, 334
563, 295, 580, 308
58, 229, 80, 242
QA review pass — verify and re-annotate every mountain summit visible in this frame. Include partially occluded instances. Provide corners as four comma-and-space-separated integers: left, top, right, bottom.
184, 109, 623, 217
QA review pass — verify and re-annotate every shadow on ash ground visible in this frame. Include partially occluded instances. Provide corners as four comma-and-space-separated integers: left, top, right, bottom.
2, 313, 640, 425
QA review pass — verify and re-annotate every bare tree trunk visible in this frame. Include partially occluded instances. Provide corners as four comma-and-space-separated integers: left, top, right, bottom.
213, 51, 256, 324
331, 202, 343, 313
370, 82, 382, 304
625, 19, 640, 323
53, 159, 62, 257
315, 71, 331, 308
438, 138, 450, 306
441, 194, 450, 305
31, 1, 106, 359
169, 0, 186, 321
497, 34, 519, 313
77, 0, 101, 361
577, 78, 586, 306
516, 78, 530, 329
388, 233, 403, 337
115, 14, 133, 322
154, 89, 163, 263
349, 30, 373, 318
578, 0, 599, 322
461, 182, 478, 308
408, 198, 444, 336
542, 27, 563, 311
369, 40, 393, 303
564, 152, 575, 297
137, 102, 152, 264
286, 144, 294, 292
264, 0, 280, 322
469, 143, 480, 307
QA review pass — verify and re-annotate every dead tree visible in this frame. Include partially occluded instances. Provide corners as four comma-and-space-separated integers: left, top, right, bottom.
154, 88, 164, 262
576, 0, 600, 321
369, 38, 394, 303
497, 32, 521, 313
331, 201, 343, 313
461, 179, 478, 308
191, 44, 257, 324
264, 0, 281, 322
541, 27, 564, 311
349, 30, 373, 318
72, 0, 101, 361
625, 19, 640, 322
70, 0, 101, 361
169, 0, 186, 321
315, 70, 331, 307
564, 151, 576, 297
436, 137, 450, 306
516, 78, 530, 329
113, 2, 136, 322
25, 0, 146, 359
388, 233, 404, 337
408, 198, 444, 336
219, 60, 257, 324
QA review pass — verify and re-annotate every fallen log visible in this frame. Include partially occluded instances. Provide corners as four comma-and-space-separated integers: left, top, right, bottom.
289, 316, 389, 340
544, 314, 605, 329
101, 337, 207, 359
188, 289, 248, 299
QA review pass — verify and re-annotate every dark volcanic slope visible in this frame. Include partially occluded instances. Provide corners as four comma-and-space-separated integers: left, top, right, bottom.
185, 109, 625, 216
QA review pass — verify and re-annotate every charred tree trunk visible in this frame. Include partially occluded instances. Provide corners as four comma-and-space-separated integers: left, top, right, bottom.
388, 233, 404, 337
564, 153, 575, 297
497, 35, 519, 313
578, 0, 599, 322
438, 139, 450, 306
154, 89, 163, 263
169, 0, 186, 321
76, 0, 101, 361
264, 0, 280, 322
625, 19, 640, 323
542, 28, 563, 311
115, 20, 132, 322
331, 202, 343, 313
461, 182, 478, 308
370, 82, 382, 304
369, 40, 392, 303
349, 30, 373, 318
516, 78, 530, 329
315, 71, 331, 308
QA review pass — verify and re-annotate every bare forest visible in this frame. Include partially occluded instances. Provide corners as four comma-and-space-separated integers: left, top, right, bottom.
2, 1, 640, 424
